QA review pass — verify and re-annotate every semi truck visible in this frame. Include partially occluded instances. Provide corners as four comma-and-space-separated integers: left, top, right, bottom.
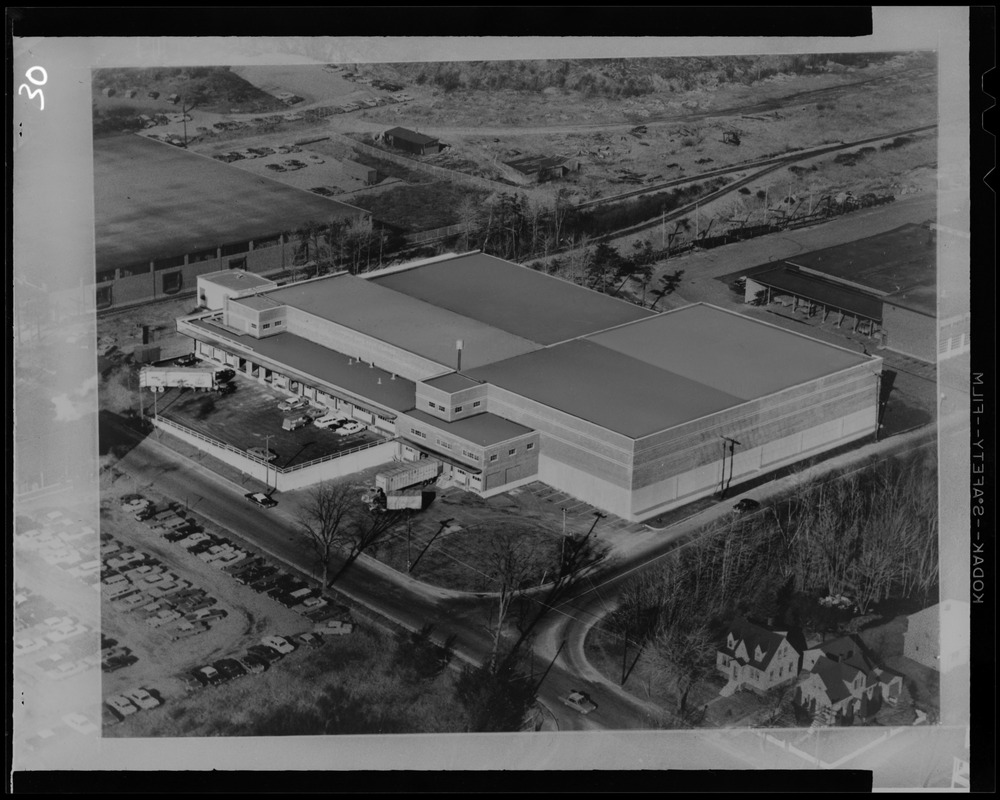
374, 460, 441, 493
139, 366, 233, 393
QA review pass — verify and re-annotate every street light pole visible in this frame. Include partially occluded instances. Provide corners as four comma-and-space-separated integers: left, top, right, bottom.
263, 433, 273, 493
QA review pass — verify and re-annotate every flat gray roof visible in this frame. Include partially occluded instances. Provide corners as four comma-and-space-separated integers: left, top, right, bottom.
587, 305, 870, 401
468, 339, 744, 439
371, 253, 654, 345
263, 274, 542, 371
94, 135, 366, 272
405, 409, 534, 447
231, 294, 285, 311
784, 223, 936, 316
469, 305, 871, 438
187, 320, 416, 413
422, 372, 482, 393
200, 271, 277, 291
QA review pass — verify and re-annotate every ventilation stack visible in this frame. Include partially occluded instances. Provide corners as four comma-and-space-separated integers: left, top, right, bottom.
456, 339, 463, 372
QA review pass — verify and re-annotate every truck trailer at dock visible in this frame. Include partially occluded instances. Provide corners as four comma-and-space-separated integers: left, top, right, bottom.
375, 460, 441, 493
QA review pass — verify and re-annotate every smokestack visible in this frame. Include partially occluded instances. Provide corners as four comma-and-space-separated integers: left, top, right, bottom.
456, 339, 463, 372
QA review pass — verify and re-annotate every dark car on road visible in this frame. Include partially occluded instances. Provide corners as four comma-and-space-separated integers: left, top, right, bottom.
732, 498, 762, 515
245, 492, 278, 509
238, 566, 277, 585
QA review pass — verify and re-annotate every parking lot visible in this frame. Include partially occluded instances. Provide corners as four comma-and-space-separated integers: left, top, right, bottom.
155, 371, 386, 470
96, 477, 362, 735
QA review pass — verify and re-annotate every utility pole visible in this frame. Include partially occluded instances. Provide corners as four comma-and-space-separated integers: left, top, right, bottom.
406, 510, 412, 573
263, 433, 273, 493
719, 435, 741, 498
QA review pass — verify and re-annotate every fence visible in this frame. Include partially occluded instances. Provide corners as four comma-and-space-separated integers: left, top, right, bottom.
405, 223, 467, 246
153, 415, 391, 474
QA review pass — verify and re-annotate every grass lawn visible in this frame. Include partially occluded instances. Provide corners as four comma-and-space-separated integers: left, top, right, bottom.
107, 625, 467, 737
376, 518, 563, 593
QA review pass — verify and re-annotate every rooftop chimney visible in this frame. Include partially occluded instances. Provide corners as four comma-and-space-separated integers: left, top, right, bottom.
456, 339, 463, 372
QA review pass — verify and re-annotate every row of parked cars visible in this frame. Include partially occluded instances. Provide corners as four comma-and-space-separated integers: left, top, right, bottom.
275, 395, 366, 435
104, 686, 162, 726
182, 633, 324, 692
103, 531, 227, 641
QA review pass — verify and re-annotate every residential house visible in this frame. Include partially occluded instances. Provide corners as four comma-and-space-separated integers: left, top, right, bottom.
503, 154, 578, 184
716, 616, 801, 697
795, 635, 904, 724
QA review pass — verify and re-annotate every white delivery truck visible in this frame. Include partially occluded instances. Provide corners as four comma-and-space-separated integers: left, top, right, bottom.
139, 366, 227, 393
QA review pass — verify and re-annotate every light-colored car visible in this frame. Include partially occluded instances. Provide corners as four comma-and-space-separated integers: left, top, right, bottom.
312, 412, 347, 429
278, 395, 309, 412
315, 620, 355, 636
14, 638, 49, 656
561, 690, 598, 715
105, 695, 139, 717
261, 635, 295, 655
62, 713, 100, 735
336, 421, 365, 436
124, 687, 162, 710
305, 154, 324, 163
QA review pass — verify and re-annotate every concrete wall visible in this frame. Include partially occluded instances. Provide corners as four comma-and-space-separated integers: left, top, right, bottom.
882, 304, 936, 363
152, 416, 398, 492
285, 307, 444, 382
98, 238, 297, 310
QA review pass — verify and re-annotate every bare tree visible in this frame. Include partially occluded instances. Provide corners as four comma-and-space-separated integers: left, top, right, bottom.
481, 532, 545, 670
330, 504, 405, 583
296, 480, 358, 588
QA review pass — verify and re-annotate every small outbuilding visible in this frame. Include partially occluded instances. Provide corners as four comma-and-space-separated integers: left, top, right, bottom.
383, 127, 442, 156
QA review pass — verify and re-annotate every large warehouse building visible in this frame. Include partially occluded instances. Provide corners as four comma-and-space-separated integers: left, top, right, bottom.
177, 252, 881, 521
92, 135, 369, 310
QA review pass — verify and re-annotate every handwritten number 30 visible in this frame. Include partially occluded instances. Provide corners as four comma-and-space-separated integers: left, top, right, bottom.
18, 66, 47, 110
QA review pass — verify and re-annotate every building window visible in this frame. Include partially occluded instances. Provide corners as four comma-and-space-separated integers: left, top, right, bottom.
489, 454, 498, 462
410, 429, 426, 439
436, 439, 451, 450
454, 405, 463, 413
462, 450, 478, 460
457, 469, 466, 477
472, 401, 482, 408
262, 323, 271, 329
250, 323, 258, 330
526, 442, 535, 451
273, 320, 282, 327
508, 448, 516, 456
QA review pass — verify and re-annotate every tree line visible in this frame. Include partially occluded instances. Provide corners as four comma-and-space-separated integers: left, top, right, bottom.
604, 449, 938, 717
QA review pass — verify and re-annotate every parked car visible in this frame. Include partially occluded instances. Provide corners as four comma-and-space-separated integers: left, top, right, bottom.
315, 620, 355, 636
246, 644, 285, 664
236, 655, 267, 674
732, 498, 762, 515
212, 658, 247, 681
261, 635, 295, 655
105, 695, 139, 717
561, 690, 598, 715
265, 163, 287, 172
124, 687, 161, 710
278, 396, 309, 412
192, 665, 225, 686
296, 632, 325, 648
282, 414, 311, 431
245, 492, 278, 509
305, 154, 324, 163
312, 412, 347, 430
336, 421, 365, 436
